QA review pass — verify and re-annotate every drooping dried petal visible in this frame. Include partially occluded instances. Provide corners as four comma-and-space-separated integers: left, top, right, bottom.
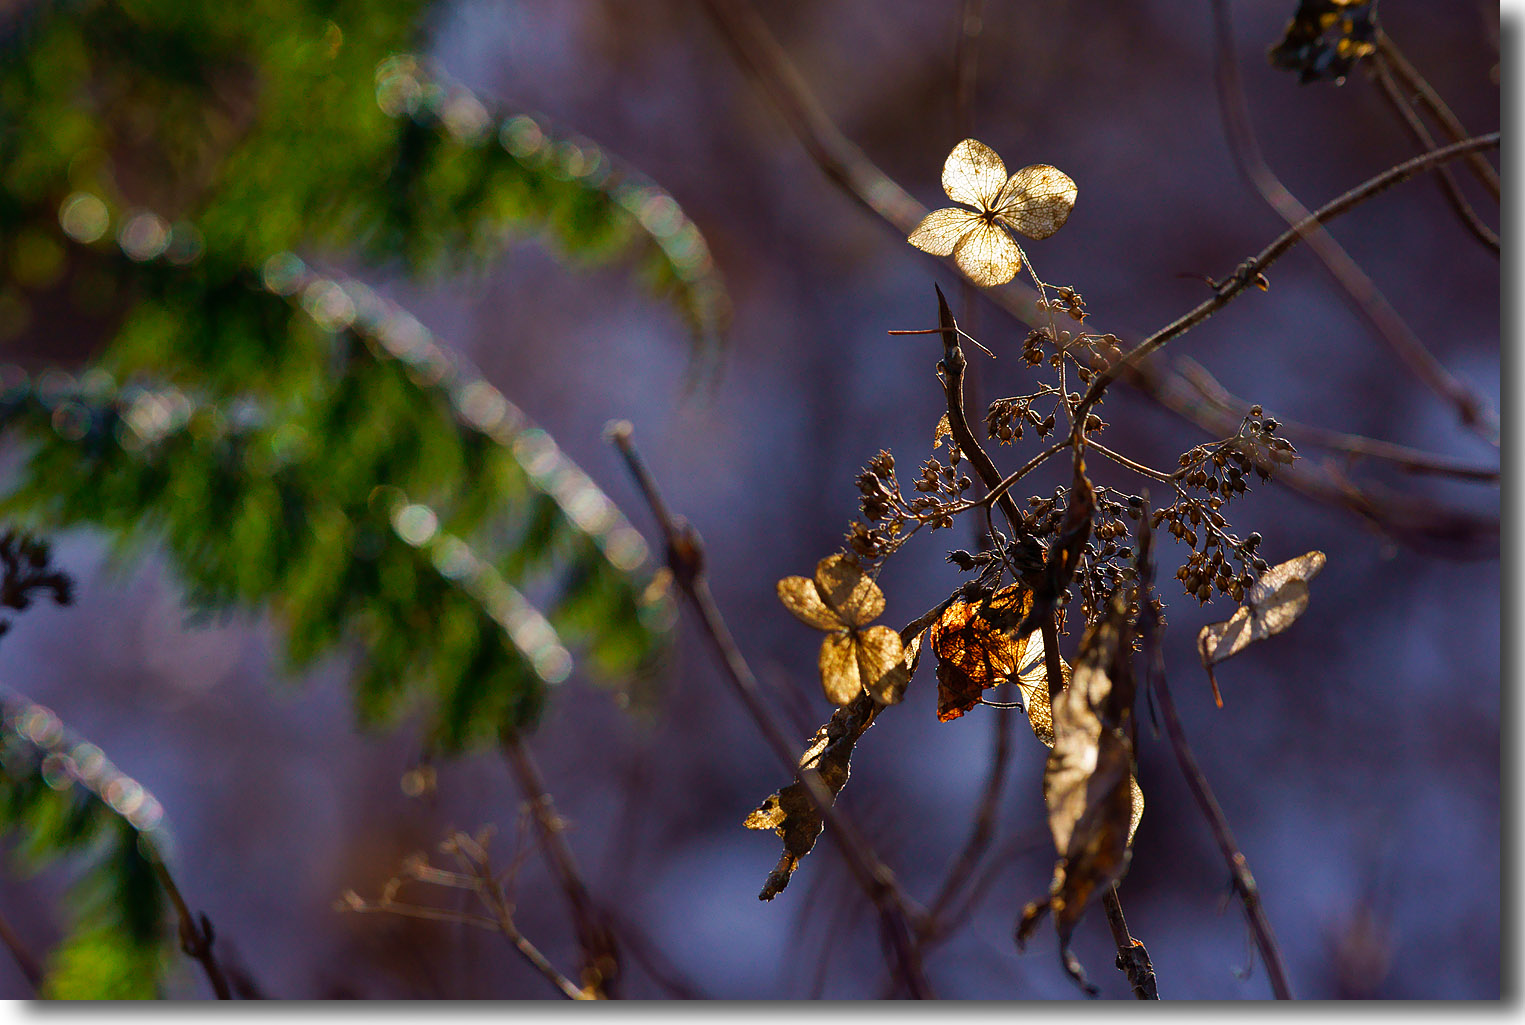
951, 220, 1023, 287
1197, 550, 1326, 704
818, 632, 863, 706
814, 553, 884, 628
855, 624, 909, 705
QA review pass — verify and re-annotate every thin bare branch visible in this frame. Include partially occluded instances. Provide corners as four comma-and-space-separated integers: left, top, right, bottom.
1208, 0, 1498, 444
1174, 356, 1499, 482
1375, 30, 1500, 199
607, 422, 934, 998
1368, 53, 1498, 252
146, 842, 233, 1000
500, 730, 621, 998
1138, 526, 1293, 999
1102, 887, 1159, 1000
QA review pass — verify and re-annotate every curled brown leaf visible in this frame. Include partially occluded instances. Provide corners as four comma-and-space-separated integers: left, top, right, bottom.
928, 584, 1033, 721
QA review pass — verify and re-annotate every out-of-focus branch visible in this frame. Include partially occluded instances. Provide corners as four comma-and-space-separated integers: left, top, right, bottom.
500, 730, 620, 999
0, 905, 40, 993
695, 0, 1498, 559
146, 843, 233, 1000
1137, 527, 1293, 999
608, 422, 934, 998
1174, 356, 1499, 482
1208, 0, 1498, 445
1375, 31, 1500, 200
1368, 53, 1498, 252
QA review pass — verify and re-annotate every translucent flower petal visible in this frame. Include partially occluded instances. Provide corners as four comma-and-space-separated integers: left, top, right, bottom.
995, 164, 1078, 240
907, 206, 982, 257
951, 220, 1023, 286
941, 139, 1008, 211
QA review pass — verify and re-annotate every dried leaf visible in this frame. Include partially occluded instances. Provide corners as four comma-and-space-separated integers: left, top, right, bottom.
933, 413, 952, 449
1017, 585, 1143, 994
928, 584, 1032, 721
1197, 550, 1326, 705
908, 139, 1076, 287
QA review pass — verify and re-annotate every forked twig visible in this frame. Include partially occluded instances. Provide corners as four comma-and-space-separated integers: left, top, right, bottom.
146, 843, 233, 1000
1208, 0, 1498, 444
500, 729, 620, 998
697, 0, 1497, 557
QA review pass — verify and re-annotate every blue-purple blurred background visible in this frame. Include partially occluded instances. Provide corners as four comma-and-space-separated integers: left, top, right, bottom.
0, 0, 1500, 999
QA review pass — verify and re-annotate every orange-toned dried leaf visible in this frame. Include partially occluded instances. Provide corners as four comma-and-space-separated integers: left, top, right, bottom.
929, 584, 1032, 721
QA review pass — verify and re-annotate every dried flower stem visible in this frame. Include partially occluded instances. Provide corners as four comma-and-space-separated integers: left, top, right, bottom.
608, 422, 934, 998
699, 0, 1496, 556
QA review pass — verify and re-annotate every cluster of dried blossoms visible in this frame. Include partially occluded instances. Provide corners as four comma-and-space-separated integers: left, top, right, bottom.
756, 138, 1325, 992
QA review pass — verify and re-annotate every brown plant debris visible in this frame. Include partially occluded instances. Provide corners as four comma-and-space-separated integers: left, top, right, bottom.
777, 553, 911, 705
742, 693, 883, 901
1197, 550, 1326, 705
1017, 585, 1143, 995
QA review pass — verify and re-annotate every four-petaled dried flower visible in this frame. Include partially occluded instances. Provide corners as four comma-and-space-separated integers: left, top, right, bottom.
777, 554, 910, 706
907, 139, 1077, 287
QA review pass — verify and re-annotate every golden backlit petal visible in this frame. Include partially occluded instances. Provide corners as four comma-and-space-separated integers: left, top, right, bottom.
941, 138, 1009, 211
777, 575, 842, 631
996, 164, 1078, 240
818, 633, 863, 705
1127, 774, 1144, 847
952, 220, 1022, 287
814, 553, 884, 627
907, 206, 982, 257
854, 625, 909, 705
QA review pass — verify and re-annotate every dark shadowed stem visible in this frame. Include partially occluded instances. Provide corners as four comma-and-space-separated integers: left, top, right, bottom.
1207, 0, 1498, 445
500, 730, 620, 999
1074, 130, 1500, 432
608, 424, 934, 999
146, 846, 232, 999
1102, 887, 1159, 1000
921, 700, 1011, 936
0, 905, 40, 993
1174, 356, 1500, 482
698, 0, 1496, 555
1376, 31, 1500, 199
1146, 646, 1293, 998
1368, 54, 1498, 252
